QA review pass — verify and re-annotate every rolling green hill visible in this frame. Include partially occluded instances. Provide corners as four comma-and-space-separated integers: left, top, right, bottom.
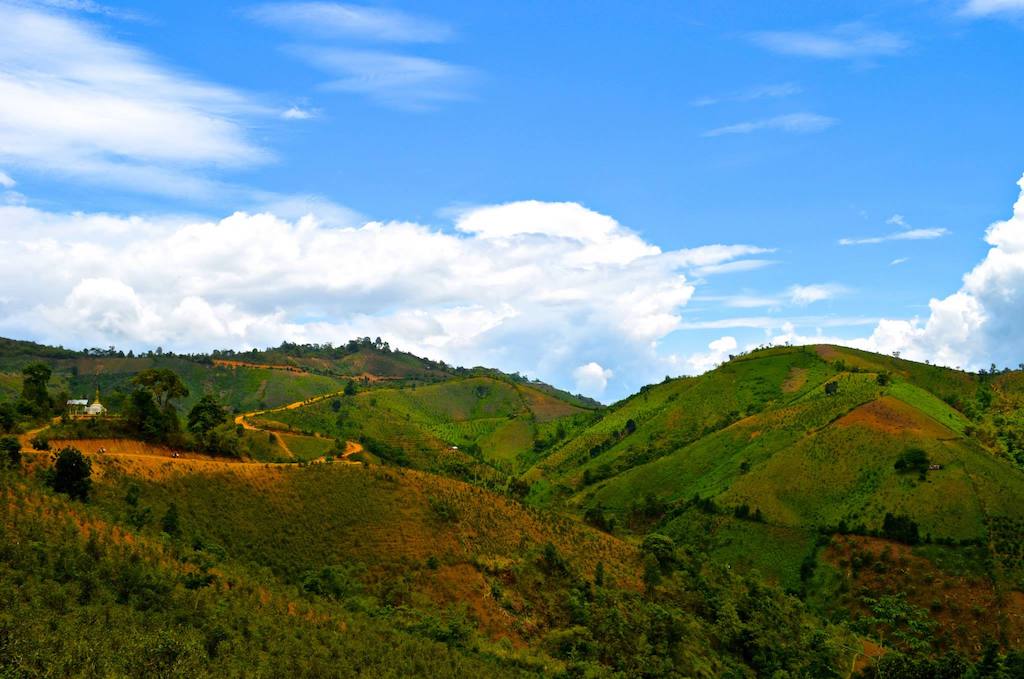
268, 375, 595, 474
520, 345, 1024, 649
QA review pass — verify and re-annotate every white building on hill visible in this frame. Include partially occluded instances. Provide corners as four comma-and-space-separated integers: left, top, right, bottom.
67, 388, 106, 417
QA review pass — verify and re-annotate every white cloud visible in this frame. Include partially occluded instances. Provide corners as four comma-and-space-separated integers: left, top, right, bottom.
572, 362, 613, 395
822, 173, 1024, 371
890, 257, 910, 266
685, 336, 738, 373
788, 283, 847, 305
0, 199, 770, 400
839, 227, 949, 245
247, 2, 453, 42
960, 0, 1024, 16
281, 106, 316, 120
289, 47, 474, 110
703, 113, 836, 137
0, 171, 14, 188
0, 3, 269, 195
691, 259, 777, 276
693, 294, 780, 309
692, 82, 801, 107
750, 23, 909, 60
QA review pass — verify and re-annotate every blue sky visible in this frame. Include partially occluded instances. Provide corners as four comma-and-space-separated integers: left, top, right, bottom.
2, 0, 1024, 400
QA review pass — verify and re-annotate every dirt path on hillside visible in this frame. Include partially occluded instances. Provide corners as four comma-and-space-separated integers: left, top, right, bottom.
235, 391, 363, 464
20, 390, 364, 471
18, 417, 61, 449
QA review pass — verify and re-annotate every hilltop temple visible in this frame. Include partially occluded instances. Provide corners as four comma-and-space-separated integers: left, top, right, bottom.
66, 388, 106, 417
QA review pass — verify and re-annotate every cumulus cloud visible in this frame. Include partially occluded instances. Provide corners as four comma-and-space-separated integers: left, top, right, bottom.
703, 113, 836, 138
0, 3, 269, 196
573, 362, 613, 395
0, 199, 770, 399
750, 23, 909, 60
820, 174, 1024, 370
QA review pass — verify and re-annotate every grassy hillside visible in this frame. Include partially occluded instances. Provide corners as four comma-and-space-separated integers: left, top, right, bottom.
2, 449, 866, 678
517, 344, 1024, 660
269, 376, 590, 474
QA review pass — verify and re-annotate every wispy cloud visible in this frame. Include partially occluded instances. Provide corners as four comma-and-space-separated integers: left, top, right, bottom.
840, 229, 948, 245
693, 294, 781, 309
247, 2, 453, 42
788, 283, 848, 305
959, 0, 1024, 16
750, 23, 908, 60
22, 0, 146, 21
691, 259, 777, 276
840, 214, 949, 246
679, 315, 878, 330
0, 3, 270, 196
695, 282, 848, 309
692, 82, 801, 107
0, 170, 14, 188
891, 257, 910, 266
703, 112, 836, 137
290, 46, 474, 110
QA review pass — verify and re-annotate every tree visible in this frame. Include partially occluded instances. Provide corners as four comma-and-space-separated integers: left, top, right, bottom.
824, 381, 839, 396
894, 448, 930, 478
641, 533, 676, 572
128, 368, 188, 442
125, 389, 166, 441
47, 446, 92, 501
21, 362, 53, 413
161, 502, 180, 536
0, 435, 21, 468
882, 513, 920, 545
0, 402, 15, 432
187, 395, 227, 438
344, 380, 357, 396
642, 555, 662, 595
132, 368, 188, 409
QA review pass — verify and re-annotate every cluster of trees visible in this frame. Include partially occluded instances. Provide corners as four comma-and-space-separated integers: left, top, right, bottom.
894, 448, 932, 479
0, 362, 62, 426
881, 512, 922, 545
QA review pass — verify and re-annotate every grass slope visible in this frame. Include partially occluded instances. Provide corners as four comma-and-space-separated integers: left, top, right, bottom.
272, 376, 587, 473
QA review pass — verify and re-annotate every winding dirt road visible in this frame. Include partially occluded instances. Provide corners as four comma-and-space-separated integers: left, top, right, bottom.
235, 391, 363, 463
